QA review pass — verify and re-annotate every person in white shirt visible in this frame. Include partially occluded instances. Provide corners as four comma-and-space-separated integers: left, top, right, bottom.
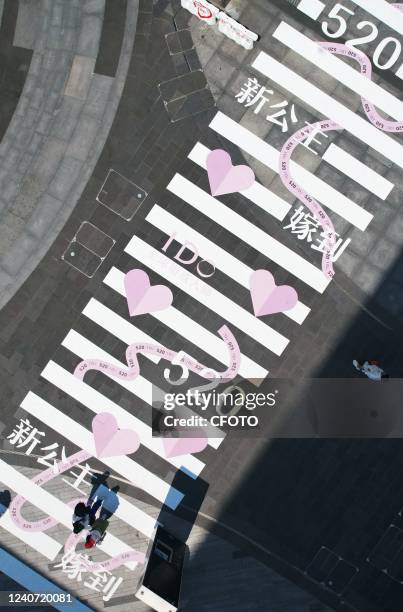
353, 359, 389, 381
87, 484, 120, 520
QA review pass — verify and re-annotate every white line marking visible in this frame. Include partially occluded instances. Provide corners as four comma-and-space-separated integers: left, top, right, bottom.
210, 112, 373, 231
60, 329, 205, 477
396, 63, 403, 80
188, 142, 291, 221
0, 512, 61, 560
124, 235, 290, 356
251, 51, 403, 170
0, 457, 138, 569
146, 204, 310, 325
168, 173, 330, 293
21, 390, 183, 510
298, 0, 325, 20
350, 0, 403, 37
274, 22, 403, 121
323, 143, 394, 201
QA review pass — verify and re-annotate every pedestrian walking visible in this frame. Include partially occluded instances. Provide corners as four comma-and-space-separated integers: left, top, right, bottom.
353, 359, 389, 381
72, 502, 94, 534
84, 517, 109, 549
87, 484, 120, 520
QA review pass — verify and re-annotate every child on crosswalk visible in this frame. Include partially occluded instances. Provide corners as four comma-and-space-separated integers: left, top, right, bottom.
84, 517, 110, 549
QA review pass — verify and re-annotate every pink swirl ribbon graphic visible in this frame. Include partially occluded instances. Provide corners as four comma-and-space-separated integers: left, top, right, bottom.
319, 42, 403, 133
9, 450, 91, 532
9, 448, 146, 570
279, 120, 342, 278
64, 532, 146, 572
8, 328, 240, 570
279, 35, 403, 278
74, 325, 241, 383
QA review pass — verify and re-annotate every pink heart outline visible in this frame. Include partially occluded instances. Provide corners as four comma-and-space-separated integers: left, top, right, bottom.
206, 149, 255, 197
92, 413, 140, 458
124, 269, 173, 317
249, 269, 298, 316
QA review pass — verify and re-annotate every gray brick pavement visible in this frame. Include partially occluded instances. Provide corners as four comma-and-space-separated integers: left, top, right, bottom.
0, 0, 139, 310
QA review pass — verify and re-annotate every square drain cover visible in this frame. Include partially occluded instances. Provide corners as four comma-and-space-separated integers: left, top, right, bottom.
97, 169, 147, 221
62, 222, 115, 277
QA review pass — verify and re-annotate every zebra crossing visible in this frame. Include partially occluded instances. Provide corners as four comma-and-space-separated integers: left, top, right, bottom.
103, 266, 268, 384
2, 3, 402, 584
0, 457, 139, 569
273, 21, 403, 120
146, 204, 310, 324
209, 112, 374, 230
125, 235, 290, 356
252, 51, 403, 168
167, 172, 331, 292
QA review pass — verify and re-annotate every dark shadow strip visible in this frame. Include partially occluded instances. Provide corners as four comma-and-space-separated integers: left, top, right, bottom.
94, 0, 128, 77
0, 0, 32, 142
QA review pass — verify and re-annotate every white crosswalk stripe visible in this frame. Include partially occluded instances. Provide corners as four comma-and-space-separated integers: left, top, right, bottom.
297, 0, 325, 19
83, 299, 160, 364
146, 204, 310, 324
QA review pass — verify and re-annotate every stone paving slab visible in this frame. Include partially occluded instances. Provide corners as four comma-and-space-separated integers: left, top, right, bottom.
64, 55, 97, 100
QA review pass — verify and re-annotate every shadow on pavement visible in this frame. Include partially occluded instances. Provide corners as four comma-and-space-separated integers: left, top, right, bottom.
189, 251, 403, 611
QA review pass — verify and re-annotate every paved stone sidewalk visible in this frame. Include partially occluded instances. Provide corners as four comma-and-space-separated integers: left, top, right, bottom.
0, 0, 139, 310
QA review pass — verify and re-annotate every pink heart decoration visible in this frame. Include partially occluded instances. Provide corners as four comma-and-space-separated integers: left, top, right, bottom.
92, 413, 140, 458
162, 429, 208, 458
250, 270, 298, 316
124, 269, 173, 316
206, 149, 255, 197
